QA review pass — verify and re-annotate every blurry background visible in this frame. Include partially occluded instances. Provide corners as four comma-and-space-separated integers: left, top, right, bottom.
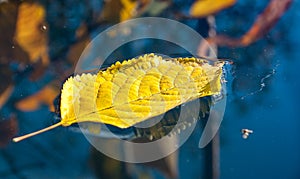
0, 0, 299, 178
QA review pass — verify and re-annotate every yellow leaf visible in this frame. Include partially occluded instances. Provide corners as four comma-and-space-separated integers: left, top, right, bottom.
13, 53, 225, 142
14, 2, 49, 65
190, 0, 236, 18
60, 54, 224, 128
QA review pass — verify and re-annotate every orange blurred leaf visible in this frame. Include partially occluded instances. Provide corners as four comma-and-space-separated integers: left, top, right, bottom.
14, 2, 49, 66
0, 1, 30, 65
16, 85, 59, 112
203, 0, 292, 47
190, 0, 236, 18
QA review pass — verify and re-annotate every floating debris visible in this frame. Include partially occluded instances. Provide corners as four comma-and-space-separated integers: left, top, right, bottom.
241, 128, 253, 139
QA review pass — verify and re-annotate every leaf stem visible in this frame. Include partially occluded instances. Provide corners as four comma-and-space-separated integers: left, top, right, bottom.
12, 122, 62, 142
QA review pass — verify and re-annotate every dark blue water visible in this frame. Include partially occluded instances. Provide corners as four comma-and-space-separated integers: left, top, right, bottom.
217, 1, 300, 178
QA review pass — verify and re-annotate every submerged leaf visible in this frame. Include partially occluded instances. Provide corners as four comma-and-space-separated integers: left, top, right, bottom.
201, 0, 292, 47
100, 0, 153, 22
190, 0, 236, 18
0, 1, 30, 65
120, 0, 138, 21
15, 85, 59, 112
100, 0, 139, 22
14, 2, 49, 65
